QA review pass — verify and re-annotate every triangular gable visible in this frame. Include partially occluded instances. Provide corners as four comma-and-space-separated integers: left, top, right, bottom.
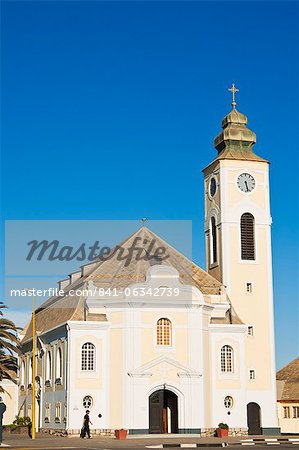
128, 355, 202, 378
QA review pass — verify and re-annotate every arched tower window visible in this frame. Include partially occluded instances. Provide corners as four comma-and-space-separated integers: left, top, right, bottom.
157, 318, 172, 346
56, 347, 62, 379
81, 343, 95, 371
221, 345, 234, 372
210, 216, 218, 264
46, 351, 52, 381
241, 213, 255, 260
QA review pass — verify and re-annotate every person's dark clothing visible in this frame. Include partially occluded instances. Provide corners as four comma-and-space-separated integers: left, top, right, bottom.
81, 414, 91, 438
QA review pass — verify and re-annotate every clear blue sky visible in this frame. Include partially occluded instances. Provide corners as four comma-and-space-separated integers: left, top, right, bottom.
1, 1, 298, 369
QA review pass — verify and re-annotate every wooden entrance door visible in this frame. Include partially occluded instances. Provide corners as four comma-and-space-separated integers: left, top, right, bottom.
247, 402, 261, 435
149, 390, 164, 433
149, 389, 178, 434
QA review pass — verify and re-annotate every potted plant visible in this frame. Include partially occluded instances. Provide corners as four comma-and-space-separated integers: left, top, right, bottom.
216, 422, 229, 438
114, 428, 128, 440
7, 416, 32, 436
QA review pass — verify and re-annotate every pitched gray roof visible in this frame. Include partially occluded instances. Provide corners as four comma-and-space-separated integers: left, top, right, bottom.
21, 226, 241, 343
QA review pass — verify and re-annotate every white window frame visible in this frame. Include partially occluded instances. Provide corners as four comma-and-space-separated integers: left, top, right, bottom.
81, 342, 96, 372
220, 345, 234, 373
156, 318, 172, 347
56, 347, 62, 382
46, 350, 52, 384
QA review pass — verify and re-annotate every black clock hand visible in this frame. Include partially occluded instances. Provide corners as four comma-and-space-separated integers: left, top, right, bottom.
245, 181, 249, 192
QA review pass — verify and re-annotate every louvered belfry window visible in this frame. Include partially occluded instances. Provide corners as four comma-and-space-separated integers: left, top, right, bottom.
241, 213, 255, 260
210, 216, 217, 264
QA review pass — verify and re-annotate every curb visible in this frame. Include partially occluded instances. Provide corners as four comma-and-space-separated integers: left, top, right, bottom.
146, 445, 226, 448
146, 439, 299, 448
230, 438, 299, 446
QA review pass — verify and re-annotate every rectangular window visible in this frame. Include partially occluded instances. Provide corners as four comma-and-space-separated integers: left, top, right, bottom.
248, 326, 254, 336
283, 406, 290, 419
293, 406, 299, 418
249, 369, 255, 380
246, 283, 252, 293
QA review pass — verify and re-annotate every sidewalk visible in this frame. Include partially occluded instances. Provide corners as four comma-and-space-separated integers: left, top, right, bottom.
2, 433, 299, 449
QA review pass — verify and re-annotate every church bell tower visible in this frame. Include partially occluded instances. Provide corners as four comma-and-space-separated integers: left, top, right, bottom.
203, 85, 278, 433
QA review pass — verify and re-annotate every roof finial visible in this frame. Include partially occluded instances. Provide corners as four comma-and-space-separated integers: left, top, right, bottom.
228, 83, 239, 109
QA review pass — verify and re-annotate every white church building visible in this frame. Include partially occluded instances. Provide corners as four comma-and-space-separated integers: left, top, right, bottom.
18, 90, 280, 436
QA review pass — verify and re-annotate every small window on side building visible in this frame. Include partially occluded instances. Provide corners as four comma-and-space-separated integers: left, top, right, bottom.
293, 406, 299, 418
283, 406, 290, 419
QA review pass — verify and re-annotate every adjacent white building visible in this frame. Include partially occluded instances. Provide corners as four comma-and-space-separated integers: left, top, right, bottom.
18, 96, 279, 436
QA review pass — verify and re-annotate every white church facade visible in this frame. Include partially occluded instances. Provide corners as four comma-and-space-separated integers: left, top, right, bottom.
18, 90, 280, 436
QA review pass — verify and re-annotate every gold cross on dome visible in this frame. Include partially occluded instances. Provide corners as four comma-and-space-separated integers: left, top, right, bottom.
228, 83, 239, 109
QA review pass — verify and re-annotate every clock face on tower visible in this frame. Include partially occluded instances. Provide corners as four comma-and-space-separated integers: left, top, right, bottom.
237, 173, 256, 193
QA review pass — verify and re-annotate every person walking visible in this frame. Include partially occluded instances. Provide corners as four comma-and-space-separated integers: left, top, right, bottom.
81, 410, 93, 439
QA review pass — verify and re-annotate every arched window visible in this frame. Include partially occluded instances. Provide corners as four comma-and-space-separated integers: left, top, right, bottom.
46, 351, 52, 381
221, 345, 234, 372
210, 216, 217, 264
81, 343, 95, 371
28, 357, 32, 385
21, 360, 25, 386
157, 318, 172, 346
56, 347, 62, 379
241, 213, 255, 260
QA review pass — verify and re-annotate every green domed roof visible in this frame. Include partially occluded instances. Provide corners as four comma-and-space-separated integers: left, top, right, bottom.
214, 108, 256, 151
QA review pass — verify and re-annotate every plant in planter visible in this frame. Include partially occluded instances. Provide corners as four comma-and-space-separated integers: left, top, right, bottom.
114, 429, 128, 440
216, 423, 229, 438
9, 416, 32, 435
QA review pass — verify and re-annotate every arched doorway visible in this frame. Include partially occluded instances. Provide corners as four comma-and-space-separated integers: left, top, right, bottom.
247, 402, 261, 435
149, 389, 178, 434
